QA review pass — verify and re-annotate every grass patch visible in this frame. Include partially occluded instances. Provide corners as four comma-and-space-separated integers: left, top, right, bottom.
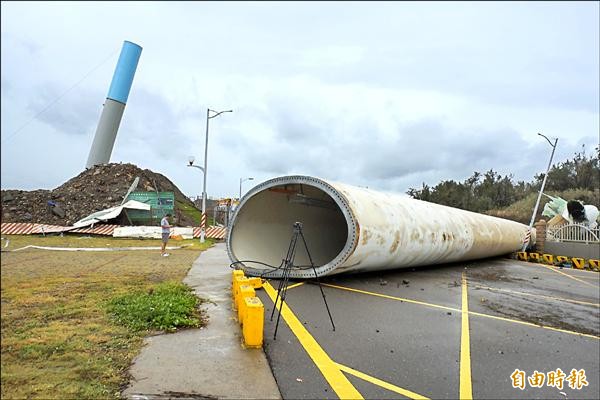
3, 234, 212, 251
107, 281, 202, 332
1, 235, 213, 399
176, 199, 216, 226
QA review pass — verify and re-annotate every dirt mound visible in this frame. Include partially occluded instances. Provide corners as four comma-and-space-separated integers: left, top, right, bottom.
1, 163, 200, 227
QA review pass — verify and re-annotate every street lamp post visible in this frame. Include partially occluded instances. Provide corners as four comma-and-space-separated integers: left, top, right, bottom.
523, 132, 558, 251
187, 156, 204, 237
239, 177, 254, 200
188, 108, 232, 243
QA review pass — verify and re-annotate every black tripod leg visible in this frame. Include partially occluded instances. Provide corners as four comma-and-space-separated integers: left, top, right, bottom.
270, 233, 298, 321
272, 273, 288, 340
311, 264, 336, 332
299, 230, 336, 332
273, 233, 297, 340
270, 271, 287, 321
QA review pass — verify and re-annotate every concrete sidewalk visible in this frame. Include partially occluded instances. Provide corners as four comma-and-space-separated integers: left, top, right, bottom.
122, 243, 281, 400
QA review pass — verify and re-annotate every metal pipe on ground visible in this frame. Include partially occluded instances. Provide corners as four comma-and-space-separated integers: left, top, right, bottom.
227, 175, 535, 278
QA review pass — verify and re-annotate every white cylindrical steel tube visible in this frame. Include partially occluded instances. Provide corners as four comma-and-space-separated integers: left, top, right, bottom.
227, 175, 534, 278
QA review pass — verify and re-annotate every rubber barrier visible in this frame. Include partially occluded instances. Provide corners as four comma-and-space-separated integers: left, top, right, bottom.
571, 257, 586, 270
542, 253, 555, 265
556, 255, 570, 265
528, 252, 541, 263
517, 252, 528, 261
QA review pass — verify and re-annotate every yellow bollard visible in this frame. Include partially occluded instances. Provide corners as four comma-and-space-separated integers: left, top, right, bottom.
571, 257, 585, 270
233, 276, 250, 309
237, 285, 256, 323
588, 259, 600, 271
542, 254, 554, 265
246, 277, 263, 289
517, 252, 528, 261
232, 270, 245, 296
232, 269, 245, 284
528, 252, 541, 263
243, 297, 264, 348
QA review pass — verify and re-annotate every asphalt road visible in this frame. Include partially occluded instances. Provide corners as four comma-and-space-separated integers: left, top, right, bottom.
255, 258, 600, 399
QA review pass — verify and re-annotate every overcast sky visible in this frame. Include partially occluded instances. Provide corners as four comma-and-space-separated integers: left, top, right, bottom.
2, 1, 598, 200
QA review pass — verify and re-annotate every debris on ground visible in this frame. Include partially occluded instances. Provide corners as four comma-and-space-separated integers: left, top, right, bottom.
1, 163, 199, 226
543, 195, 599, 228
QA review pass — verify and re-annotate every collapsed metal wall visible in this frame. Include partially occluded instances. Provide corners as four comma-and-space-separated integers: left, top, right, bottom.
227, 175, 534, 278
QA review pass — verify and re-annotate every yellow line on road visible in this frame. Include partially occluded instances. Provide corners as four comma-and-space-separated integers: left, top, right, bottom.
474, 285, 600, 307
515, 265, 600, 281
468, 311, 600, 340
575, 275, 600, 281
460, 273, 473, 400
263, 282, 363, 400
322, 283, 461, 313
285, 282, 305, 290
336, 363, 430, 400
536, 263, 600, 276
538, 264, 599, 288
324, 283, 599, 339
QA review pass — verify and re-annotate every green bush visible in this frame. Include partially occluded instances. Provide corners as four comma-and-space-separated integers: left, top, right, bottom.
106, 282, 202, 332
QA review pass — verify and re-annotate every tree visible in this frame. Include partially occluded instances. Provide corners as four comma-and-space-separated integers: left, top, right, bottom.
406, 148, 599, 214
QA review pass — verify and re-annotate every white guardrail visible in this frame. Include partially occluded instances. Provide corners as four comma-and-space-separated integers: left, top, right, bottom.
547, 223, 600, 243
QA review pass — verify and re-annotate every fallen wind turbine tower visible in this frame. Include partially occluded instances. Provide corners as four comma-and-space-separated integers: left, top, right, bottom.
227, 175, 534, 278
86, 40, 142, 169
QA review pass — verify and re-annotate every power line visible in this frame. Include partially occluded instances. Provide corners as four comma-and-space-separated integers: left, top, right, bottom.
1, 48, 119, 144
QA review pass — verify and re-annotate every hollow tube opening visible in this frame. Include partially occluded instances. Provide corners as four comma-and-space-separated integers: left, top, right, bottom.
228, 178, 353, 278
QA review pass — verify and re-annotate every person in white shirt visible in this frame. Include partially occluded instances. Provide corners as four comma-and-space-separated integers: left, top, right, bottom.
160, 213, 172, 257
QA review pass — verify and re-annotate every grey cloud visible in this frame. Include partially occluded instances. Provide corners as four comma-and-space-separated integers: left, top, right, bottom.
1, 31, 41, 56
2, 2, 598, 199
26, 83, 103, 136
1, 75, 13, 94
117, 87, 188, 161
299, 4, 599, 114
227, 97, 375, 180
233, 103, 569, 195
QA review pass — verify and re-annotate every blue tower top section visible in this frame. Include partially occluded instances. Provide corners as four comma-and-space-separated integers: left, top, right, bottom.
107, 41, 142, 104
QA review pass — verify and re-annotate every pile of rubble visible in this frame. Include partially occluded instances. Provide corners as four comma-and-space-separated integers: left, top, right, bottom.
1, 163, 199, 227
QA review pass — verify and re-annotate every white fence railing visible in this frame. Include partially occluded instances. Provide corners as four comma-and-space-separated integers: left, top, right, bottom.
547, 223, 600, 243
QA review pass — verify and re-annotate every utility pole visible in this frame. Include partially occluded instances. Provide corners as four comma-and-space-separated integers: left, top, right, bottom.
523, 133, 558, 251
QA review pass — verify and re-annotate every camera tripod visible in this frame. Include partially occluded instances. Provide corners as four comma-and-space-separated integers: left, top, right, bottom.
270, 222, 335, 340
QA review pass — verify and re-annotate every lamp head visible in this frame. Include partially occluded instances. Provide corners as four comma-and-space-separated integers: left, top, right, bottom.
188, 156, 195, 166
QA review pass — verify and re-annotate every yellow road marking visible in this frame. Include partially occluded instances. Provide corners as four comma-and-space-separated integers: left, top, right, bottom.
474, 285, 600, 307
575, 275, 600, 281
538, 264, 599, 288
263, 282, 363, 400
285, 282, 305, 290
468, 311, 599, 340
336, 363, 430, 400
541, 264, 600, 276
322, 283, 460, 313
519, 266, 600, 281
324, 283, 600, 339
460, 273, 473, 400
